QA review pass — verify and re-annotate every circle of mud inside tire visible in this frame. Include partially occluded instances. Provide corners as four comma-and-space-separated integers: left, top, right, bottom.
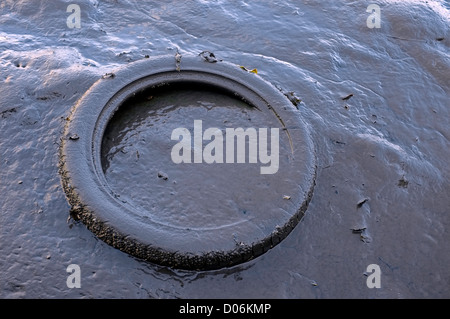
59, 54, 316, 270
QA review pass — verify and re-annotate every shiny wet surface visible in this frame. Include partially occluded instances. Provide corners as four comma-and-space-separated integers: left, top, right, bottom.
1, 0, 449, 298
101, 85, 298, 233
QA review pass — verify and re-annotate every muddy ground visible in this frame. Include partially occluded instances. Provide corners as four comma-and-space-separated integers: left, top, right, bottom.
1, 0, 449, 298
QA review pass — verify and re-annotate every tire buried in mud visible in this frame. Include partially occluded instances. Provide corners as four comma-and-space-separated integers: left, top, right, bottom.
59, 54, 316, 270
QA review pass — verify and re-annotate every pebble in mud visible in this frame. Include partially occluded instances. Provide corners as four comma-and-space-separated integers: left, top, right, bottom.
69, 134, 79, 141
157, 171, 169, 180
356, 198, 369, 208
398, 176, 409, 188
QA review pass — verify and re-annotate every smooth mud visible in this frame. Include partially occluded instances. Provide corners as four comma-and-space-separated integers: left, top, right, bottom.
102, 84, 295, 231
1, 0, 449, 298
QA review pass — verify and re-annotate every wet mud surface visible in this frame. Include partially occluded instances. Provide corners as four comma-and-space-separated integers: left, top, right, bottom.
1, 0, 449, 298
101, 85, 294, 232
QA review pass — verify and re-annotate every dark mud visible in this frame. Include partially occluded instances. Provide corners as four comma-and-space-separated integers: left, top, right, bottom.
1, 0, 449, 298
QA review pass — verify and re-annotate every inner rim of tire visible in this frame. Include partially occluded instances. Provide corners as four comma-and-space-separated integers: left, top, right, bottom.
99, 81, 291, 231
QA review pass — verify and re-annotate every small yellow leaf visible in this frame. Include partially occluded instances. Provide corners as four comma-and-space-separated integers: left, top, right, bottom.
239, 66, 257, 74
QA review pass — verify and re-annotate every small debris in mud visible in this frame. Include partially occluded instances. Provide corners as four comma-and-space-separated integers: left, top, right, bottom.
239, 65, 258, 74
344, 104, 349, 110
18, 180, 23, 184
283, 195, 291, 200
1, 107, 17, 119
157, 171, 169, 180
117, 51, 131, 57
275, 86, 302, 109
36, 92, 62, 101
332, 139, 346, 145
357, 198, 369, 208
350, 226, 367, 233
232, 233, 244, 246
199, 51, 220, 63
69, 134, 79, 141
359, 233, 371, 243
144, 54, 150, 58
398, 176, 409, 188
283, 91, 302, 108
175, 50, 182, 71
341, 93, 354, 101
436, 37, 444, 41
351, 226, 371, 242
102, 72, 115, 79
